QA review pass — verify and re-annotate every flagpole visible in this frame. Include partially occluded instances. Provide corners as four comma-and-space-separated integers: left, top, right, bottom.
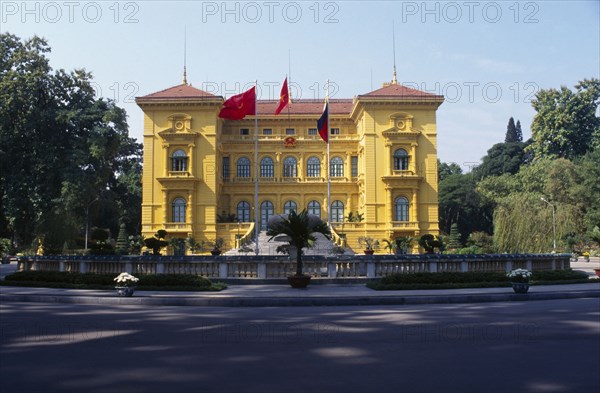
326, 79, 331, 229
254, 80, 259, 255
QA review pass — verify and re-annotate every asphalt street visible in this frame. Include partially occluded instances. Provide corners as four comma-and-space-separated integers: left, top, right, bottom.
1, 298, 599, 393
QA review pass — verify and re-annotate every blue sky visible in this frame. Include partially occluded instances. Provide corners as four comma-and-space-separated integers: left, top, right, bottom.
2, 0, 599, 169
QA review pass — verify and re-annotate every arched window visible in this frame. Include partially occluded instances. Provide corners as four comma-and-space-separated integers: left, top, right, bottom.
172, 197, 186, 223
395, 197, 409, 221
284, 201, 297, 215
331, 200, 344, 222
237, 201, 251, 222
330, 157, 344, 177
394, 149, 409, 171
283, 157, 297, 177
307, 200, 321, 218
171, 150, 188, 172
260, 157, 274, 178
260, 201, 274, 230
237, 157, 251, 178
307, 156, 321, 178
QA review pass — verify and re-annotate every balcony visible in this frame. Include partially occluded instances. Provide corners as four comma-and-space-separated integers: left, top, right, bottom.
163, 223, 192, 232
391, 221, 419, 230
168, 171, 191, 177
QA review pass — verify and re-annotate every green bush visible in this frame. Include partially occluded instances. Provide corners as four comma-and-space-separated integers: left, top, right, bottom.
380, 271, 508, 285
3, 271, 223, 291
137, 274, 212, 288
369, 269, 591, 290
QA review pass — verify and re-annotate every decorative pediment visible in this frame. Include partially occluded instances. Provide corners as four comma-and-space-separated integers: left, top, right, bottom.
381, 112, 420, 140
167, 113, 192, 132
389, 112, 414, 131
157, 127, 199, 143
381, 127, 420, 140
157, 177, 200, 189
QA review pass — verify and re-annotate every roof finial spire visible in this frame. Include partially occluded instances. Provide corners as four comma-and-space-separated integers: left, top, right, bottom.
182, 27, 188, 85
392, 21, 398, 84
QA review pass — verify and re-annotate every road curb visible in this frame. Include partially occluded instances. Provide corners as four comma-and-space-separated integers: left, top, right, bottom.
1, 289, 599, 307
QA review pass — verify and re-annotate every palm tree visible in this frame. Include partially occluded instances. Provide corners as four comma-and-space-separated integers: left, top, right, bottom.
267, 209, 331, 276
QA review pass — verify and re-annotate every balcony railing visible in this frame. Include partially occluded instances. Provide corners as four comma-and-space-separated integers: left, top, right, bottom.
163, 223, 192, 231
224, 176, 353, 184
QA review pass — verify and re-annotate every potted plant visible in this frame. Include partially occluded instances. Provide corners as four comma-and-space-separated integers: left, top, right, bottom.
382, 239, 396, 254
211, 238, 225, 256
267, 209, 331, 288
394, 236, 414, 255
506, 268, 532, 294
358, 237, 379, 255
582, 251, 590, 262
113, 272, 139, 297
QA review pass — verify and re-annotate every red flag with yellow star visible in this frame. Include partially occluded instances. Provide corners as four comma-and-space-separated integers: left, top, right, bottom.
274, 78, 290, 115
218, 86, 256, 120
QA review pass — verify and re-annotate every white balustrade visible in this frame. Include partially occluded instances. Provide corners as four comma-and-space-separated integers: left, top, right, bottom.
18, 254, 569, 280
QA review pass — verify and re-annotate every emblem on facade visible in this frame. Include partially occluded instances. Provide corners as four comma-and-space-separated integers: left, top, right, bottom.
284, 136, 297, 148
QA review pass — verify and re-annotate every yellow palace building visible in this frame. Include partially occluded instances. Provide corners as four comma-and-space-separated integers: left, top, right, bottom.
135, 78, 444, 254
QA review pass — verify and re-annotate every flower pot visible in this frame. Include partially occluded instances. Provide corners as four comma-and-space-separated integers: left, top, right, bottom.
287, 275, 311, 289
115, 286, 136, 297
210, 250, 221, 256
511, 282, 530, 294
363, 249, 374, 255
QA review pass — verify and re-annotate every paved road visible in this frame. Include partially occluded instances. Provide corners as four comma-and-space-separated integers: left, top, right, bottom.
2, 298, 599, 393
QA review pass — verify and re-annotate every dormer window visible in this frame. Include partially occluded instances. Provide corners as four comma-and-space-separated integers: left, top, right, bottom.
171, 150, 188, 172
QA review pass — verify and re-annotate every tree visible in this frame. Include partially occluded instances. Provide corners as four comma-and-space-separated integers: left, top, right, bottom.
575, 149, 600, 234
447, 223, 462, 250
438, 173, 493, 242
418, 234, 443, 254
144, 230, 168, 255
505, 117, 520, 143
472, 142, 528, 180
478, 158, 584, 253
438, 160, 462, 182
528, 78, 600, 160
267, 209, 331, 276
0, 33, 142, 249
115, 223, 129, 255
515, 120, 523, 142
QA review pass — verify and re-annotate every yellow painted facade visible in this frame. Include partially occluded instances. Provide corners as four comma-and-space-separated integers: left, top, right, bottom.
136, 81, 444, 253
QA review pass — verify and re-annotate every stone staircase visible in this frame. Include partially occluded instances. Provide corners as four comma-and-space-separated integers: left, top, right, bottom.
223, 231, 354, 256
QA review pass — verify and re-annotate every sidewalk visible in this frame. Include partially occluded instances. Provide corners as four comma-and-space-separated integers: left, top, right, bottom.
1, 281, 599, 307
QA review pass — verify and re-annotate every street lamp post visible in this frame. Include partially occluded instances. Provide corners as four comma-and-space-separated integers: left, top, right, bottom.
541, 197, 556, 251
85, 197, 99, 252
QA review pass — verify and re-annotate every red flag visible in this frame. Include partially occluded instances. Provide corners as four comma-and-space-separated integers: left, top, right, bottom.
317, 102, 328, 143
218, 87, 256, 120
274, 78, 290, 115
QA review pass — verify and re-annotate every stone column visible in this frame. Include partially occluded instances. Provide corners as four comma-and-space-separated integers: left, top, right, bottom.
411, 190, 418, 224
187, 190, 193, 227
187, 143, 195, 177
162, 143, 170, 176
386, 187, 394, 224
410, 143, 417, 174
162, 190, 168, 225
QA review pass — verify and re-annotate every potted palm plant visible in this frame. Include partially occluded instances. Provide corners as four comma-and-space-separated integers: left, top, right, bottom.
210, 238, 225, 256
358, 237, 378, 254
267, 209, 331, 288
394, 236, 414, 254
